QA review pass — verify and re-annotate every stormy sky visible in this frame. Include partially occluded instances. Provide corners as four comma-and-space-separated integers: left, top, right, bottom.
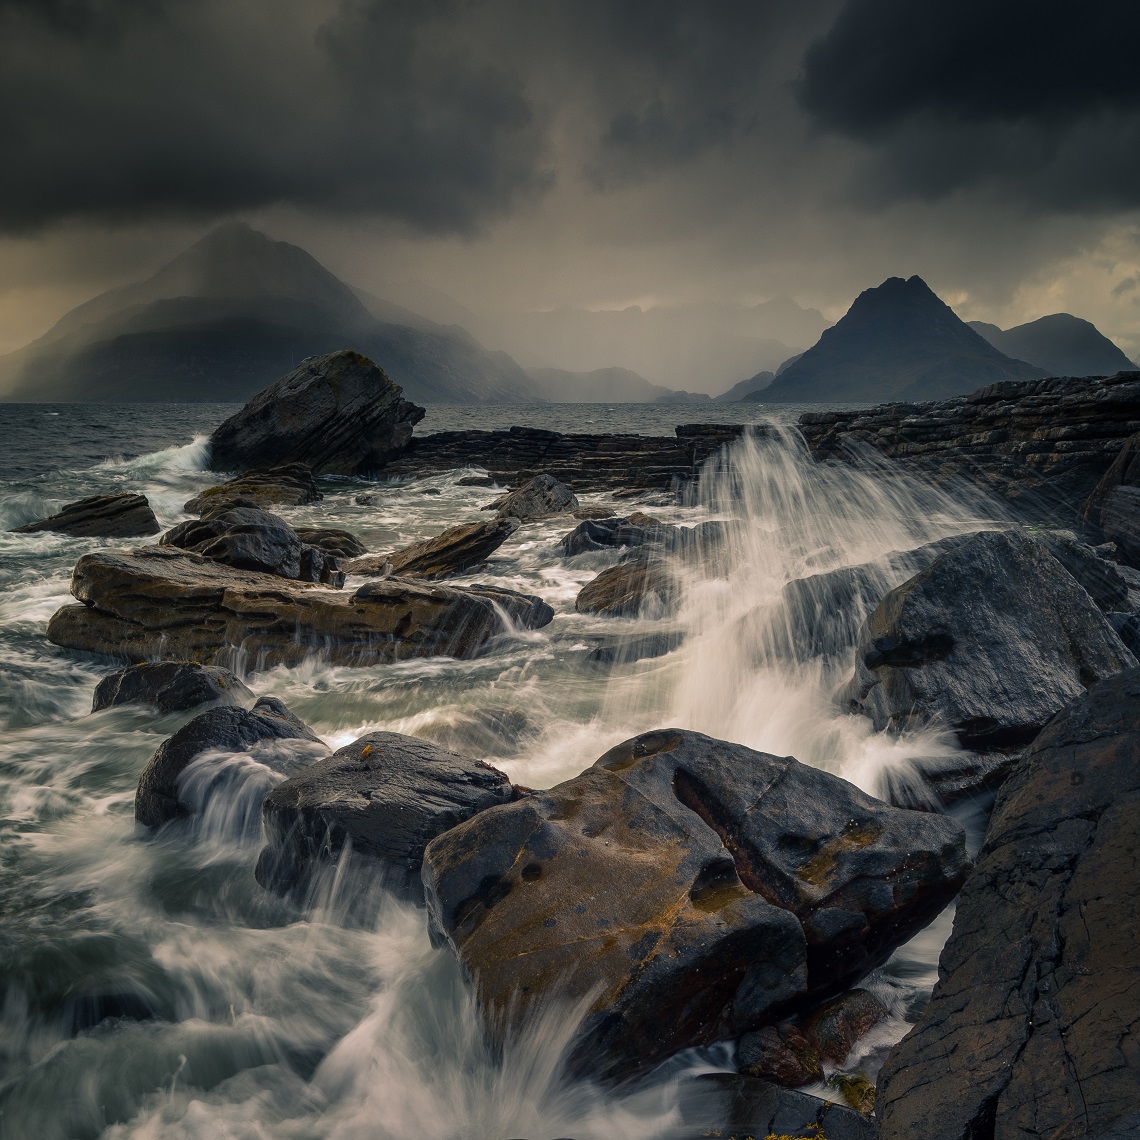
3, 0, 1140, 369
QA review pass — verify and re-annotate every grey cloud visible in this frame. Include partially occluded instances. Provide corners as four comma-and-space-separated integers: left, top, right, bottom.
1113, 276, 1137, 298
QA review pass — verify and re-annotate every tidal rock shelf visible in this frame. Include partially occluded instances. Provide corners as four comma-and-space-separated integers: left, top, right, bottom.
382, 422, 747, 492
799, 370, 1140, 522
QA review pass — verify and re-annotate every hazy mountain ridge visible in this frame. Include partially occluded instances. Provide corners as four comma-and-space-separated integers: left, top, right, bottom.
0, 224, 539, 404
759, 276, 1041, 403
527, 366, 711, 403
968, 313, 1136, 377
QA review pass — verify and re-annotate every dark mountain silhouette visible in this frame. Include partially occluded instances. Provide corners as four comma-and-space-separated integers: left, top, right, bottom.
527, 366, 710, 403
714, 370, 775, 402
969, 314, 1136, 377
760, 276, 1040, 402
0, 223, 537, 403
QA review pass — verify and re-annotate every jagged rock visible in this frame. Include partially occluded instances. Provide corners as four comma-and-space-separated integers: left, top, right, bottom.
881, 750, 1022, 812
1036, 529, 1129, 610
676, 1073, 875, 1140
1108, 611, 1140, 656
184, 464, 321, 514
485, 473, 578, 520
255, 732, 516, 901
293, 527, 368, 558
11, 493, 160, 538
844, 530, 1136, 749
421, 728, 968, 1080
162, 505, 344, 586
46, 547, 554, 671
207, 350, 425, 476
92, 662, 253, 714
561, 515, 679, 556
575, 555, 679, 618
877, 667, 1140, 1140
135, 696, 326, 828
347, 517, 520, 580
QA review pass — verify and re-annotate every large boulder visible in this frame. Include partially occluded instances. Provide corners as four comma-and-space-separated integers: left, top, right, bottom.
877, 667, 1140, 1140
161, 505, 344, 586
575, 554, 678, 618
92, 662, 253, 715
485, 474, 578, 520
11, 493, 160, 538
135, 696, 326, 828
346, 517, 520, 579
421, 728, 968, 1080
46, 547, 553, 670
206, 351, 425, 476
844, 529, 1135, 749
256, 731, 517, 901
293, 526, 367, 558
184, 463, 322, 515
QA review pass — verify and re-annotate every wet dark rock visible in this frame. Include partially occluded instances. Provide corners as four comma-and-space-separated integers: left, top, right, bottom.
92, 661, 254, 715
162, 505, 344, 586
421, 728, 968, 1081
294, 527, 368, 558
844, 529, 1136, 749
586, 630, 684, 666
1108, 611, 1140, 656
560, 515, 680, 556
347, 517, 520, 580
256, 731, 516, 902
877, 667, 1140, 1140
683, 1072, 879, 1139
11, 493, 160, 538
135, 696, 326, 828
486, 473, 579, 520
457, 475, 494, 487
881, 750, 1022, 812
1036, 528, 1130, 610
62, 990, 157, 1035
47, 547, 554, 670
184, 463, 321, 515
575, 556, 679, 618
207, 350, 425, 476
1101, 486, 1140, 568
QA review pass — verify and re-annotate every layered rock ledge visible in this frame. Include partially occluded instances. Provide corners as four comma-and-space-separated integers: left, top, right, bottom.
45, 546, 553, 669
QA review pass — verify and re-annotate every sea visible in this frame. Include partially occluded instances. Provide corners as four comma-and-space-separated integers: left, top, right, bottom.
0, 401, 997, 1139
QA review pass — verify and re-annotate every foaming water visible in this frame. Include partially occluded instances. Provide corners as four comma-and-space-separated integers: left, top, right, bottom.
0, 411, 1005, 1138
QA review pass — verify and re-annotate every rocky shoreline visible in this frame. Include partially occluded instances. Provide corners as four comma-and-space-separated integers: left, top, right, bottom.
20, 351, 1140, 1136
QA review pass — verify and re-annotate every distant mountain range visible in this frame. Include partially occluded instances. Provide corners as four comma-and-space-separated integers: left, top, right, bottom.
527, 366, 710, 403
0, 224, 540, 404
755, 276, 1042, 403
968, 314, 1136, 377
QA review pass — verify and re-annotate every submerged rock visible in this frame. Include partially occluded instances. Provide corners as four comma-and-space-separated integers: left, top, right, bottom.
256, 731, 517, 901
422, 728, 968, 1080
92, 661, 253, 715
877, 667, 1140, 1140
11, 493, 160, 539
844, 529, 1135, 749
207, 350, 424, 476
560, 515, 677, 556
162, 505, 344, 586
485, 473, 578, 520
135, 696, 326, 828
184, 464, 321, 515
293, 526, 368, 558
575, 555, 678, 618
347, 516, 520, 579
46, 547, 554, 670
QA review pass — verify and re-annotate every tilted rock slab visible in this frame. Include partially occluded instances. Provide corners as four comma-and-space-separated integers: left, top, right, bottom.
136, 696, 326, 828
575, 554, 679, 618
11, 492, 161, 538
347, 516, 520, 579
92, 661, 254, 715
184, 463, 322, 515
207, 350, 425, 476
256, 731, 517, 901
844, 529, 1135, 749
46, 546, 554, 670
422, 728, 968, 1080
877, 667, 1140, 1140
485, 473, 578, 520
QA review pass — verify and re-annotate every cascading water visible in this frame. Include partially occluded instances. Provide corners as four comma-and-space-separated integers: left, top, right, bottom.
0, 405, 1004, 1139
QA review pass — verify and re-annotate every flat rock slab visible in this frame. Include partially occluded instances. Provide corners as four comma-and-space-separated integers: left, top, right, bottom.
347, 516, 520, 579
11, 493, 160, 538
422, 728, 968, 1080
844, 529, 1136, 749
136, 696, 325, 828
46, 546, 554, 671
92, 661, 254, 715
184, 463, 321, 514
256, 731, 517, 901
877, 666, 1140, 1140
207, 350, 424, 476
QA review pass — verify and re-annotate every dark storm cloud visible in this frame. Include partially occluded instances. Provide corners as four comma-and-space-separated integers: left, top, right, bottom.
0, 0, 550, 234
798, 0, 1140, 210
